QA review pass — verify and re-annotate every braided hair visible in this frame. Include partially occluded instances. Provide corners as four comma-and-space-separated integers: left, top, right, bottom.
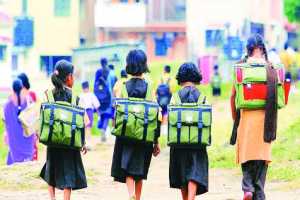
12, 79, 23, 115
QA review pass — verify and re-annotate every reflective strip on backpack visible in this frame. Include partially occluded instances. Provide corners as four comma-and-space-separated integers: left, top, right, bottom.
177, 110, 182, 144
143, 104, 149, 141
48, 105, 55, 143
198, 109, 203, 144
70, 112, 77, 147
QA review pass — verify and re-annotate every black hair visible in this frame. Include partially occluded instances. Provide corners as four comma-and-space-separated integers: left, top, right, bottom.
12, 78, 23, 115
284, 42, 289, 50
164, 65, 171, 73
120, 69, 128, 78
245, 34, 268, 61
17, 73, 30, 89
213, 64, 219, 71
51, 60, 74, 90
100, 57, 108, 67
126, 49, 149, 76
176, 62, 202, 85
108, 64, 114, 70
81, 81, 89, 89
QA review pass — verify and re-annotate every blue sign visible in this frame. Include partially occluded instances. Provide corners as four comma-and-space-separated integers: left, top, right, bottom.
14, 17, 34, 47
223, 36, 244, 61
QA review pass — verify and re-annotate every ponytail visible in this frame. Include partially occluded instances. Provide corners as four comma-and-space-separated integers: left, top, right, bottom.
51, 73, 65, 90
12, 79, 23, 115
51, 60, 74, 90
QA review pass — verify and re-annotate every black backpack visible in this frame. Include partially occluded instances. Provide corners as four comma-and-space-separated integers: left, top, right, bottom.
156, 78, 172, 109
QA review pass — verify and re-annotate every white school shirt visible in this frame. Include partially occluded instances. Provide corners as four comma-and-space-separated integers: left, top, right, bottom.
79, 92, 100, 110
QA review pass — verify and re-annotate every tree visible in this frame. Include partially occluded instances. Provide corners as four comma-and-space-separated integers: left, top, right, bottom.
284, 0, 300, 23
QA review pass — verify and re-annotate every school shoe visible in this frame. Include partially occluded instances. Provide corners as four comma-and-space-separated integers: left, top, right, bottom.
243, 192, 253, 200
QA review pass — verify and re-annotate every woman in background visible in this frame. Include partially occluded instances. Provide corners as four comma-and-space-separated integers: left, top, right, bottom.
3, 79, 34, 165
17, 73, 38, 161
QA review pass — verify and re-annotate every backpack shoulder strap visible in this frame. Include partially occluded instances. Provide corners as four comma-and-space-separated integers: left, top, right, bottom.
45, 90, 55, 103
71, 94, 78, 106
145, 82, 153, 101
121, 81, 128, 98
173, 92, 182, 104
198, 95, 207, 104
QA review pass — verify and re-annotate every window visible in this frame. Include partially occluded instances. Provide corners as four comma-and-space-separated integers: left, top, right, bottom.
0, 45, 6, 61
54, 0, 71, 17
153, 33, 168, 56
205, 30, 224, 47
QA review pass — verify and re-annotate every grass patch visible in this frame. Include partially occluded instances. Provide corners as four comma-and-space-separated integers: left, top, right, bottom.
0, 115, 8, 165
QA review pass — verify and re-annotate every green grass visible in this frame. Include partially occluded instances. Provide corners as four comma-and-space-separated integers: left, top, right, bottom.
0, 117, 8, 165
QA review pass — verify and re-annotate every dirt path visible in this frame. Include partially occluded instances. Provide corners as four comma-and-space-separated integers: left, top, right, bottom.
0, 141, 300, 200
1, 95, 300, 200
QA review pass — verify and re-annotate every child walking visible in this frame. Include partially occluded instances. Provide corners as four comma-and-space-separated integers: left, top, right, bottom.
79, 81, 100, 148
230, 35, 279, 200
111, 50, 161, 200
169, 62, 209, 200
40, 60, 87, 200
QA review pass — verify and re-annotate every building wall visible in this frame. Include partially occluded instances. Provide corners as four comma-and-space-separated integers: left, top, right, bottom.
80, 0, 96, 45
0, 0, 80, 77
187, 0, 286, 60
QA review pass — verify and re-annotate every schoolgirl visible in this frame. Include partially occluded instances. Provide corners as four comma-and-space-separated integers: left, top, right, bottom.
40, 60, 87, 200
169, 62, 209, 200
111, 49, 161, 200
230, 34, 279, 200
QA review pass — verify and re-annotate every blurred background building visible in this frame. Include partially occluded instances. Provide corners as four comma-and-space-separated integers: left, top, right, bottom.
0, 0, 299, 84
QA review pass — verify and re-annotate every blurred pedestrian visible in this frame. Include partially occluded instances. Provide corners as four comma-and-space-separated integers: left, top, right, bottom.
40, 60, 87, 200
17, 73, 39, 161
108, 64, 118, 91
94, 58, 112, 142
79, 81, 100, 149
156, 65, 173, 119
211, 64, 222, 97
3, 79, 34, 165
280, 43, 293, 81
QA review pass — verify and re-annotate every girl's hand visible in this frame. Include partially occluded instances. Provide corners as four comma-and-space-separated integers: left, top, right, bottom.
153, 143, 160, 157
81, 145, 88, 155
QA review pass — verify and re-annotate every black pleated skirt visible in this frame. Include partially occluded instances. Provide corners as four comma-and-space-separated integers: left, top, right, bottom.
169, 146, 208, 195
111, 138, 154, 183
40, 147, 87, 190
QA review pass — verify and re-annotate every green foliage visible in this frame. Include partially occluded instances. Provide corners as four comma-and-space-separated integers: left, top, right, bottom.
0, 117, 8, 165
284, 0, 300, 23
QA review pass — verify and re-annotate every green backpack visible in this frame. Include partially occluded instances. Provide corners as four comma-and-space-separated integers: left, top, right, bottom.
167, 93, 212, 146
111, 82, 160, 143
234, 63, 286, 109
39, 90, 85, 149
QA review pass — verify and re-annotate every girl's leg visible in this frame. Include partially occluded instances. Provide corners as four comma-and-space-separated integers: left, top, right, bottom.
48, 186, 55, 200
187, 181, 197, 200
126, 176, 135, 199
135, 180, 143, 200
180, 187, 188, 200
63, 188, 71, 200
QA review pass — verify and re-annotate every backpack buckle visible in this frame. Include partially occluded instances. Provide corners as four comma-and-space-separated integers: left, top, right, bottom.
198, 122, 203, 129
177, 122, 181, 128
71, 124, 76, 130
49, 119, 54, 126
